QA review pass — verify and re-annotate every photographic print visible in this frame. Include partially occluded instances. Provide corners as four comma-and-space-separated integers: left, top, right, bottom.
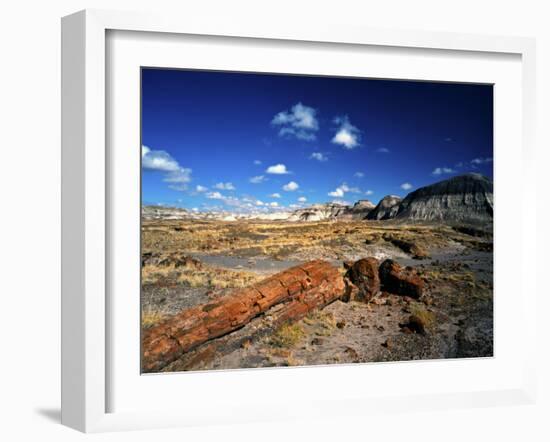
140, 68, 493, 373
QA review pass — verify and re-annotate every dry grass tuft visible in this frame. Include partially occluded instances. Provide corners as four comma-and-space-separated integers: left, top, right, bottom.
303, 310, 337, 336
409, 304, 436, 329
141, 306, 169, 328
271, 323, 305, 348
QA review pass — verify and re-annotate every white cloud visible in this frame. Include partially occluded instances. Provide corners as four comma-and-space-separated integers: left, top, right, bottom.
214, 182, 235, 191
432, 167, 455, 175
206, 191, 224, 200
142, 145, 181, 172
249, 175, 266, 184
328, 182, 361, 197
332, 116, 361, 149
298, 196, 307, 202
256, 200, 264, 206
271, 103, 319, 141
365, 190, 374, 195
254, 160, 262, 165
269, 202, 279, 207
400, 182, 413, 190
142, 145, 193, 191
310, 152, 328, 162
376, 147, 390, 153
266, 164, 290, 174
283, 181, 299, 192
354, 172, 365, 178
270, 193, 281, 198
142, 147, 175, 170
328, 188, 344, 197
195, 185, 208, 192
471, 157, 493, 165
164, 168, 192, 185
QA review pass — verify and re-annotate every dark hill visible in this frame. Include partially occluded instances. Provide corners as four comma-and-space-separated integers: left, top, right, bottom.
394, 173, 493, 224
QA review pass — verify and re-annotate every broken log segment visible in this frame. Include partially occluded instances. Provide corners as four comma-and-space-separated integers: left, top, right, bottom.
142, 260, 346, 373
379, 259, 424, 299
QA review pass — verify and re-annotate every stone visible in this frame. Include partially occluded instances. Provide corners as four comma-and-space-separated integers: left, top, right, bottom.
378, 259, 424, 299
345, 257, 380, 302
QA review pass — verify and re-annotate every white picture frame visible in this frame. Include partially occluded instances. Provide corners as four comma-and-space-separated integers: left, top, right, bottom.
61, 9, 537, 433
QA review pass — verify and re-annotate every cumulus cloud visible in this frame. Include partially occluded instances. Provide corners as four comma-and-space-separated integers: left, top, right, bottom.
142, 145, 193, 191
270, 193, 281, 198
328, 183, 360, 198
195, 185, 208, 192
332, 116, 361, 149
310, 152, 328, 162
400, 182, 413, 190
354, 172, 365, 178
298, 196, 307, 202
283, 181, 299, 191
214, 182, 235, 191
271, 103, 319, 141
269, 202, 279, 207
328, 188, 345, 198
206, 191, 224, 200
249, 175, 266, 184
365, 190, 374, 196
432, 167, 455, 175
266, 164, 290, 174
376, 147, 390, 153
142, 145, 179, 172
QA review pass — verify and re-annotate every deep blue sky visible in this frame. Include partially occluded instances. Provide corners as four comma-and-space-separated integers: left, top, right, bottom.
141, 68, 493, 213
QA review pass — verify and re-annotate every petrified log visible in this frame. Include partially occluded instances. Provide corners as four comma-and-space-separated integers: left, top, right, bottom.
379, 259, 424, 299
343, 257, 380, 302
142, 260, 345, 372
164, 276, 347, 371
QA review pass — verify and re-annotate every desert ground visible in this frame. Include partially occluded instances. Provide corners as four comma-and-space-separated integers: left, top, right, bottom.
141, 219, 493, 372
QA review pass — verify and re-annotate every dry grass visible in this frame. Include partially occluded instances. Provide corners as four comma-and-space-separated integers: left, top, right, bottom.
303, 310, 337, 336
141, 305, 169, 328
271, 323, 305, 348
142, 262, 260, 289
141, 219, 472, 262
409, 304, 436, 329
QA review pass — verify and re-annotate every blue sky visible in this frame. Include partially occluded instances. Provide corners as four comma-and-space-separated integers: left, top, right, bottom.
141, 68, 493, 213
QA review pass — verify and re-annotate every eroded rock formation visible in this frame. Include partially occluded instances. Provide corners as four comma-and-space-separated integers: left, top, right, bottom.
366, 195, 402, 220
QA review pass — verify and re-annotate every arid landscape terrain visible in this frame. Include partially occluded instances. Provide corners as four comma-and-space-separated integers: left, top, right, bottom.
141, 173, 494, 373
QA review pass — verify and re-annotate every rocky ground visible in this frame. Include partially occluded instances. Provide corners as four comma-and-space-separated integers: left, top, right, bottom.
141, 219, 493, 372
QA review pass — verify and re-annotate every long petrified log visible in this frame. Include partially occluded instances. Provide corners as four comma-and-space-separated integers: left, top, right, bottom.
142, 260, 346, 372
